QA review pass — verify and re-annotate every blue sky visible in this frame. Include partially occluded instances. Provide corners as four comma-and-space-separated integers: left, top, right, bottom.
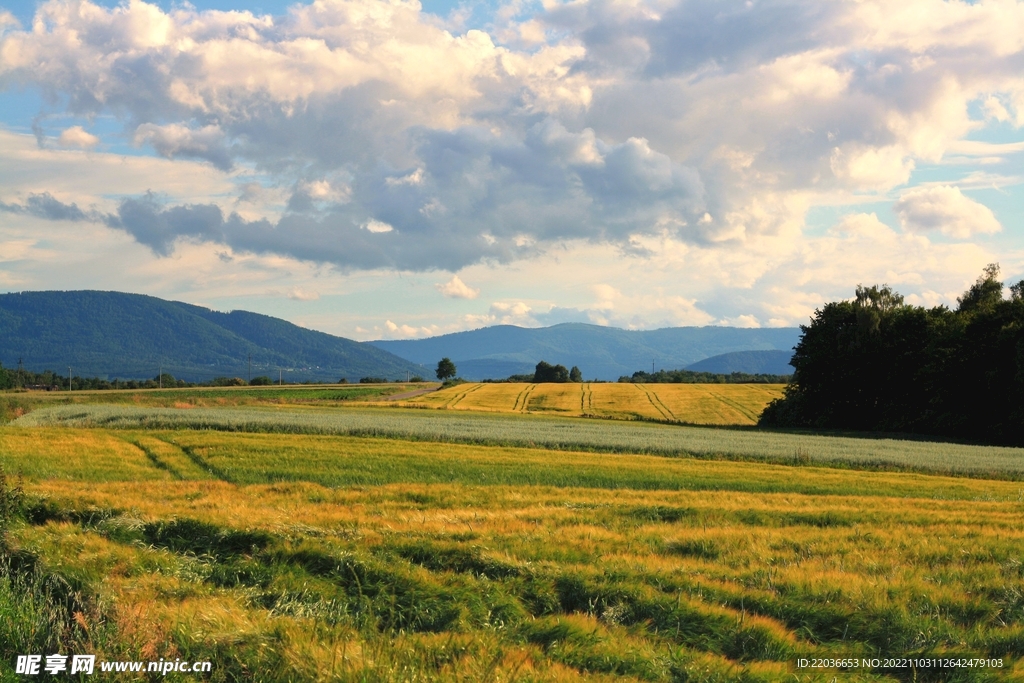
1, 0, 1021, 340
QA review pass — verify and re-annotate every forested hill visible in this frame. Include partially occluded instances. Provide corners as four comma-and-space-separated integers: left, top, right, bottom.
371, 323, 799, 380
0, 291, 425, 382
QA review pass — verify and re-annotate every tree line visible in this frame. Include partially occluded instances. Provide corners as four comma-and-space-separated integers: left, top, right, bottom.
619, 369, 791, 384
0, 366, 369, 391
760, 264, 1024, 445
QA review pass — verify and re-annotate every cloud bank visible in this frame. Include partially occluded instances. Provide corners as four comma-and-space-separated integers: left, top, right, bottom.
0, 0, 1021, 335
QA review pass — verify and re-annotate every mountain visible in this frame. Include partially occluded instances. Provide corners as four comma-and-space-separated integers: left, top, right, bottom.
370, 323, 800, 380
685, 350, 794, 375
0, 291, 425, 382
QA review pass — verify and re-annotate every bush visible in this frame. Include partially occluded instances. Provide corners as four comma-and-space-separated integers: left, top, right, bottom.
249, 376, 273, 386
207, 377, 247, 387
359, 377, 387, 384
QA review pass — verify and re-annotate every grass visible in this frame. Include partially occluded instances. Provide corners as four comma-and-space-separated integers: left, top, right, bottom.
1, 426, 1023, 681
399, 383, 785, 426
15, 403, 1024, 479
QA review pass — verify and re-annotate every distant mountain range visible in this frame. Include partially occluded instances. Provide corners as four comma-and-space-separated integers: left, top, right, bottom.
0, 291, 800, 382
0, 291, 425, 382
371, 323, 800, 380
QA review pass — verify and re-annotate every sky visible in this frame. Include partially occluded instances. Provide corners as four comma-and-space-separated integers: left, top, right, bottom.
0, 0, 1022, 341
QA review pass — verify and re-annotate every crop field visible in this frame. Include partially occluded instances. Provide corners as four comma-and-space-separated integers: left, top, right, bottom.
398, 383, 785, 426
16, 403, 1024, 478
2, 425, 1024, 682
0, 383, 419, 423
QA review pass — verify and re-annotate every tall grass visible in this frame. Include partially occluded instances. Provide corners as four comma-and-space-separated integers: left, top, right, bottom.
16, 403, 1024, 478
5, 474, 1023, 681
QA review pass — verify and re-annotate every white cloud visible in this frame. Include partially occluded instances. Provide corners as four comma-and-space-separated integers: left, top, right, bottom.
57, 126, 99, 149
384, 319, 439, 338
435, 275, 479, 299
362, 219, 394, 234
894, 185, 1002, 239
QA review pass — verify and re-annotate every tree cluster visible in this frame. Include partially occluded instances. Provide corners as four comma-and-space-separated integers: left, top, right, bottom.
620, 369, 791, 384
532, 361, 583, 383
760, 265, 1024, 445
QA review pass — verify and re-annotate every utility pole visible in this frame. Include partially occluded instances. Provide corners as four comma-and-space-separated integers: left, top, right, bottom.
652, 359, 655, 375
248, 354, 252, 384
17, 357, 23, 389
279, 368, 282, 386
68, 366, 72, 392
159, 365, 162, 389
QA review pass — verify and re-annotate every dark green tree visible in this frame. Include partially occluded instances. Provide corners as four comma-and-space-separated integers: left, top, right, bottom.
569, 366, 583, 382
250, 375, 273, 385
957, 263, 1003, 315
436, 358, 457, 381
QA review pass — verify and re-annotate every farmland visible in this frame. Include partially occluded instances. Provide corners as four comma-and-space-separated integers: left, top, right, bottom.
2, 386, 1024, 682
2, 425, 1024, 681
16, 403, 1024, 478
0, 383, 417, 423
397, 383, 785, 426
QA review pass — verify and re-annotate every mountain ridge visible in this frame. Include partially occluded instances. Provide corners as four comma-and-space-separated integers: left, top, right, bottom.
0, 290, 425, 382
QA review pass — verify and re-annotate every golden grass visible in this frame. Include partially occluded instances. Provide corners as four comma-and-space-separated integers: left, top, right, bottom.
397, 383, 785, 425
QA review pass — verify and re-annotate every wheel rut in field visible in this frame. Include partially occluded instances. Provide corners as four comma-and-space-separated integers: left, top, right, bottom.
447, 383, 482, 409
155, 436, 236, 483
635, 384, 675, 421
124, 435, 211, 480
580, 382, 595, 415
514, 384, 537, 413
704, 388, 759, 423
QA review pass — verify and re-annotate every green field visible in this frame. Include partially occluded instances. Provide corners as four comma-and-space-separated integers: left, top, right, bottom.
16, 403, 1024, 478
3, 390, 1024, 681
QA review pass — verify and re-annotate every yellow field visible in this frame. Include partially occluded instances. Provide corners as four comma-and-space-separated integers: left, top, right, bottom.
398, 382, 785, 425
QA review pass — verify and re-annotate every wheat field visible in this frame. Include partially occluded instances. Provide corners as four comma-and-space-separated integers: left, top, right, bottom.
397, 383, 785, 425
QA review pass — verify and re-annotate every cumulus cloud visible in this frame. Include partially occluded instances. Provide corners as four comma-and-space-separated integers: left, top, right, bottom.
435, 275, 479, 299
894, 185, 1002, 239
57, 126, 99, 149
384, 319, 439, 338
